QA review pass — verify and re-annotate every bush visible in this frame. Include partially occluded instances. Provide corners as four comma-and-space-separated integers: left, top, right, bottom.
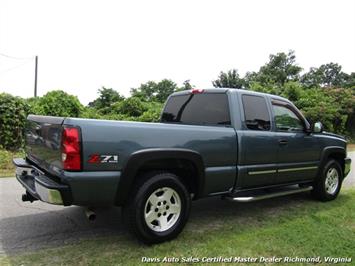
30, 90, 83, 117
139, 102, 163, 122
0, 149, 25, 176
114, 97, 147, 117
0, 93, 28, 150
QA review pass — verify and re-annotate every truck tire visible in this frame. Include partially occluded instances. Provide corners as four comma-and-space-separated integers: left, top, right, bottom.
312, 159, 343, 201
122, 172, 191, 244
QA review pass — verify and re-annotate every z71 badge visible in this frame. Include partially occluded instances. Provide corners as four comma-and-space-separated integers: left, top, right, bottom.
88, 154, 118, 163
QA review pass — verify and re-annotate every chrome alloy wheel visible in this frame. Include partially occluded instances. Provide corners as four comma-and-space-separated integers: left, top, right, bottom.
144, 187, 181, 232
325, 167, 339, 195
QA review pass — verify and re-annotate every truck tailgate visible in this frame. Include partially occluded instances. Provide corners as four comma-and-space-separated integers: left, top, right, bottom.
25, 115, 65, 174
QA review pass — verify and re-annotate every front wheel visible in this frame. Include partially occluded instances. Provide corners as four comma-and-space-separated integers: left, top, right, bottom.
312, 159, 343, 201
122, 172, 191, 244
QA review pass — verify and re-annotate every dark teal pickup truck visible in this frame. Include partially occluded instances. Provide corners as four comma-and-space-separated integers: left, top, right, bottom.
14, 88, 351, 243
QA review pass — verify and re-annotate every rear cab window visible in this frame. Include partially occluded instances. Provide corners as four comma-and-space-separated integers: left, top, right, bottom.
241, 95, 271, 131
161, 92, 231, 126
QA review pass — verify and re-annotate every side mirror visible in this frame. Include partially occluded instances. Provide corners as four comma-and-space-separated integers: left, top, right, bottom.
313, 122, 323, 133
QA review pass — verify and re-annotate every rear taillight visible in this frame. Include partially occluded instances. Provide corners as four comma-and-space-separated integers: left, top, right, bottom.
62, 127, 81, 171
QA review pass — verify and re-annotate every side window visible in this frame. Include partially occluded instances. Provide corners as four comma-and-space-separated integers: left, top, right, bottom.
161, 93, 231, 126
242, 95, 271, 131
272, 104, 304, 132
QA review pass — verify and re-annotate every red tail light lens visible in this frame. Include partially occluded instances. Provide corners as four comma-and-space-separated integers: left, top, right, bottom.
62, 127, 81, 171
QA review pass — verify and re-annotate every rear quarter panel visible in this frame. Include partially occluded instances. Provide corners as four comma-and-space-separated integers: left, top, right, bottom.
64, 118, 238, 195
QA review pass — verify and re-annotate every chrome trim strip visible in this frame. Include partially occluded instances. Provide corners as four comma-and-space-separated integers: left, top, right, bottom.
248, 170, 277, 175
248, 166, 318, 175
278, 166, 318, 173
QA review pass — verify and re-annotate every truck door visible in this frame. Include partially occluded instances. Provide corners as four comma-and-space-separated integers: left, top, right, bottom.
271, 100, 320, 183
236, 94, 279, 188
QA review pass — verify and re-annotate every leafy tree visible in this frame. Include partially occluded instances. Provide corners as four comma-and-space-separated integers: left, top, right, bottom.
212, 69, 246, 89
343, 72, 355, 88
296, 88, 338, 131
324, 88, 355, 134
88, 87, 124, 109
31, 90, 83, 117
182, 80, 194, 90
155, 79, 178, 102
249, 51, 302, 87
282, 81, 303, 102
0, 93, 28, 150
131, 79, 179, 103
301, 63, 349, 88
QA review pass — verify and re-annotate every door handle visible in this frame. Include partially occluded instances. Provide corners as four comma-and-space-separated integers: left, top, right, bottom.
279, 139, 288, 145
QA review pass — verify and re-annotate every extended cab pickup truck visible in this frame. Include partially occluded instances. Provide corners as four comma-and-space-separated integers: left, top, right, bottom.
14, 88, 351, 243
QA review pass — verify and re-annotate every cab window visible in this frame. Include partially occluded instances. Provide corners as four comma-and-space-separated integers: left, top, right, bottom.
242, 95, 271, 131
161, 93, 231, 126
272, 104, 304, 132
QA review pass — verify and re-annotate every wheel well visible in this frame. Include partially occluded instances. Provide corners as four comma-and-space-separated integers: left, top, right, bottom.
328, 152, 345, 174
136, 158, 199, 197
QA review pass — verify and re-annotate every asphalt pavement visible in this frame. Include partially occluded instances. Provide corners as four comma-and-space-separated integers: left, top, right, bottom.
0, 152, 354, 255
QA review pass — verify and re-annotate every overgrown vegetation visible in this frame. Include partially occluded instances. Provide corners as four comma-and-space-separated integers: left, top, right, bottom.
0, 50, 354, 153
0, 149, 24, 177
0, 93, 28, 150
1, 189, 355, 265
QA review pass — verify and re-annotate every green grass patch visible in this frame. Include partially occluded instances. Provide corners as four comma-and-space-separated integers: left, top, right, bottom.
0, 149, 24, 177
1, 189, 355, 266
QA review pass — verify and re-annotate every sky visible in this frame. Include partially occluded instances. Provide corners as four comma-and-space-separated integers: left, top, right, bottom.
0, 0, 354, 105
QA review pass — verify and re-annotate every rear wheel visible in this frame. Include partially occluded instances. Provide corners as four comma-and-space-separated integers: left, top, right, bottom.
312, 159, 342, 201
122, 172, 191, 244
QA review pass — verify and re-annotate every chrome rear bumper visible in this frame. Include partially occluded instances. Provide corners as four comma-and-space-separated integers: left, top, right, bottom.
13, 158, 71, 205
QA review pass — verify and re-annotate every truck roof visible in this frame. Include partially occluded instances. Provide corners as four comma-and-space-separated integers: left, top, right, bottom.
171, 88, 292, 104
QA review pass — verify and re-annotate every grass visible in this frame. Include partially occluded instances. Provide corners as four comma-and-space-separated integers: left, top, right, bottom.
0, 149, 24, 177
1, 189, 355, 266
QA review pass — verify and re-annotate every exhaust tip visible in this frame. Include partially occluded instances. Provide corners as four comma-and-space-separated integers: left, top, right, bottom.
85, 208, 96, 221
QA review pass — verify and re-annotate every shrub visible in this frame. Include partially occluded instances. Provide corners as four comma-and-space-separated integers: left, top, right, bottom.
31, 90, 83, 117
139, 102, 163, 122
114, 97, 147, 117
0, 93, 28, 150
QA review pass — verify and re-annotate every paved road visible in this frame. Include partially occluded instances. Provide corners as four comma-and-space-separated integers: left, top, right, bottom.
0, 152, 354, 255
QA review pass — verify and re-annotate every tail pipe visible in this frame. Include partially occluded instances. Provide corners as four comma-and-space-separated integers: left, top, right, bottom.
85, 207, 96, 221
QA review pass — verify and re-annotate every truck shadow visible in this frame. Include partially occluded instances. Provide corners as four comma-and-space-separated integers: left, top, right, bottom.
0, 192, 350, 255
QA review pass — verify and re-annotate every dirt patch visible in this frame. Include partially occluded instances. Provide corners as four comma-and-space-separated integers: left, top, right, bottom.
348, 144, 355, 152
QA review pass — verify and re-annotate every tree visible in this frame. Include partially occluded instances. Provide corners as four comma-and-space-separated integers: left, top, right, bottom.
343, 72, 355, 88
155, 79, 179, 102
212, 69, 246, 89
250, 50, 302, 87
296, 88, 338, 131
131, 79, 179, 103
88, 87, 124, 109
182, 80, 193, 90
301, 63, 349, 88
